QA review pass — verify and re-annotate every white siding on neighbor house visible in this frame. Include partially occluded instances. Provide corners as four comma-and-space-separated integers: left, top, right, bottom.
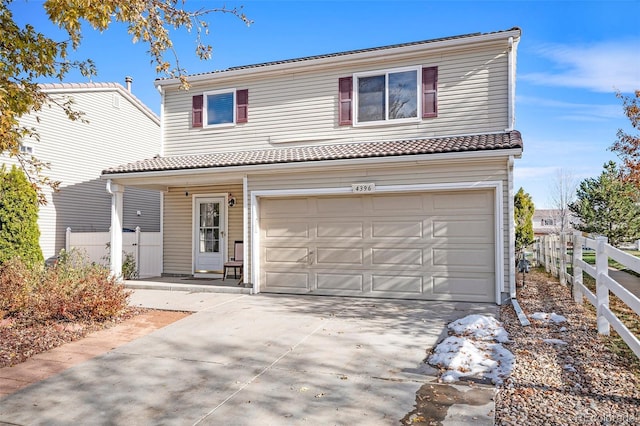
163, 183, 244, 275
162, 41, 510, 156
244, 158, 510, 290
2, 88, 161, 260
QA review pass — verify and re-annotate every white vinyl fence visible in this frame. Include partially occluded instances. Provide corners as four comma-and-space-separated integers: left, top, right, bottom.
66, 227, 162, 279
533, 232, 640, 359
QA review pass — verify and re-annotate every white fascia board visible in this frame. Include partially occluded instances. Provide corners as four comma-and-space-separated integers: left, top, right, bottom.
102, 148, 523, 185
156, 29, 521, 89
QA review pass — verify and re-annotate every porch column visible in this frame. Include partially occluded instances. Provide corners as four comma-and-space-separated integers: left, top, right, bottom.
106, 179, 124, 280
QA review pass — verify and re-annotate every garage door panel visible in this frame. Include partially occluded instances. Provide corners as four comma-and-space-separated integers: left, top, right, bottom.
317, 273, 363, 291
371, 248, 423, 266
432, 248, 493, 268
432, 192, 492, 213
263, 221, 310, 238
316, 248, 363, 265
372, 221, 423, 238
264, 247, 309, 264
261, 198, 309, 216
317, 197, 364, 215
432, 275, 493, 299
372, 275, 423, 294
372, 194, 424, 211
432, 219, 492, 239
264, 271, 309, 290
317, 221, 363, 238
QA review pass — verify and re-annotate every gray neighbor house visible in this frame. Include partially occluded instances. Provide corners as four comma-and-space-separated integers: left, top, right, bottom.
2, 81, 161, 263
103, 27, 524, 304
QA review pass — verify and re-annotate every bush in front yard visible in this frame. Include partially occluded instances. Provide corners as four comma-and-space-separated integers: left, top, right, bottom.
0, 165, 43, 267
0, 250, 131, 323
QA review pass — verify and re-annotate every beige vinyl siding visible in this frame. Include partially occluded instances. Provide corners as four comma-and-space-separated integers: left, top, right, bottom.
3, 89, 160, 260
245, 158, 510, 289
162, 42, 509, 156
163, 184, 243, 275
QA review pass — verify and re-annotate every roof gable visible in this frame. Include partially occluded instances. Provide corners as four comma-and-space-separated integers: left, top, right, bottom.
38, 82, 159, 125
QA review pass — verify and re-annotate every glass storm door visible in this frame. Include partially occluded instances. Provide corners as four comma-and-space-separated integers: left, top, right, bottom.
194, 198, 224, 274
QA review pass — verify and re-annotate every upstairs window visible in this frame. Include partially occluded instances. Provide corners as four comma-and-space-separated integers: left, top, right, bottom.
356, 67, 419, 124
204, 89, 235, 127
339, 66, 437, 126
19, 144, 34, 154
192, 89, 248, 128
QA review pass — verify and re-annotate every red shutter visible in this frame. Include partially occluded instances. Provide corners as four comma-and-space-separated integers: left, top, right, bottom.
338, 77, 353, 125
422, 67, 438, 118
236, 89, 248, 123
192, 94, 203, 127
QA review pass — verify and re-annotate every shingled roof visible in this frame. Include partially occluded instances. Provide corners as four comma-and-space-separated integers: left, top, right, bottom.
103, 131, 522, 175
156, 27, 521, 82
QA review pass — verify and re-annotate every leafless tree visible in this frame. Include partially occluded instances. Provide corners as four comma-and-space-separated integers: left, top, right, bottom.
548, 168, 577, 234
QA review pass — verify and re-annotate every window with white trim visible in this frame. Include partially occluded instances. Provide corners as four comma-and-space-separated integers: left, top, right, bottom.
19, 144, 34, 154
354, 66, 420, 125
203, 89, 236, 127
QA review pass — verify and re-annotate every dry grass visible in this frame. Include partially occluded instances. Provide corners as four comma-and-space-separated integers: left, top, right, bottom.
0, 253, 141, 368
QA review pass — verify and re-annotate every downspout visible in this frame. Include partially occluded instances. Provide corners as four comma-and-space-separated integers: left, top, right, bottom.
507, 155, 529, 325
106, 179, 124, 280
156, 83, 165, 274
156, 84, 165, 157
506, 36, 519, 131
508, 155, 516, 299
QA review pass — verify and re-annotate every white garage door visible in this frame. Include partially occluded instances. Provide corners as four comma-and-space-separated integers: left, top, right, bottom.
259, 190, 495, 302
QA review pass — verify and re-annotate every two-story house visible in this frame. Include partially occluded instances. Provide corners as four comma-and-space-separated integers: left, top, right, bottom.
103, 28, 524, 304
2, 81, 161, 262
532, 209, 575, 237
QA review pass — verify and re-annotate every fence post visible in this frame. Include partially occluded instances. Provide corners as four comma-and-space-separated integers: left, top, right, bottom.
595, 236, 610, 335
135, 226, 141, 278
572, 232, 583, 304
65, 227, 71, 252
544, 236, 549, 271
559, 233, 567, 285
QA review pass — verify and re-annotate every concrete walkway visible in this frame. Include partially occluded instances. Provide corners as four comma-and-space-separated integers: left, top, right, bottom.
0, 310, 189, 399
0, 291, 499, 425
608, 268, 640, 299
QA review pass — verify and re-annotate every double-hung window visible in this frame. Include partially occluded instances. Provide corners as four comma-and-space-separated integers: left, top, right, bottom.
203, 89, 236, 127
354, 66, 420, 125
192, 89, 248, 128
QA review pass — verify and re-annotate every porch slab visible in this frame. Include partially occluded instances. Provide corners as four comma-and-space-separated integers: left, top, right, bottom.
125, 276, 251, 295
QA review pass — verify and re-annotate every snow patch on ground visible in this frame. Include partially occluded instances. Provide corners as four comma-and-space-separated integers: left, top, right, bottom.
530, 312, 567, 323
428, 314, 515, 385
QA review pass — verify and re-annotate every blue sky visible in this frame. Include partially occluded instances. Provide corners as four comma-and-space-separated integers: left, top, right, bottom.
10, 0, 640, 209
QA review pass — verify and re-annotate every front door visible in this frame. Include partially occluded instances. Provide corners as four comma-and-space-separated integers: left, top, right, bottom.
194, 197, 225, 274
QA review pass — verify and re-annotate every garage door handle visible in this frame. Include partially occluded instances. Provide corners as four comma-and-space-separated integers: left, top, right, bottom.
299, 251, 314, 265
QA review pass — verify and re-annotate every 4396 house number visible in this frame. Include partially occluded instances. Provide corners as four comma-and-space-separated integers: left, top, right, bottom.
352, 183, 376, 193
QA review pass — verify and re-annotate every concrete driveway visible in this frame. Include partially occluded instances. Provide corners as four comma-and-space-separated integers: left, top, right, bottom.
0, 291, 498, 425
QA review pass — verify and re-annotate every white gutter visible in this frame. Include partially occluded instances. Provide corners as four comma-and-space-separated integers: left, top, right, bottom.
156, 29, 521, 88
102, 147, 523, 182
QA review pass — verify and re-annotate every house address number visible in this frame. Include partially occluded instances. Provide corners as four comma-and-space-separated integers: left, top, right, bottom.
352, 183, 376, 193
